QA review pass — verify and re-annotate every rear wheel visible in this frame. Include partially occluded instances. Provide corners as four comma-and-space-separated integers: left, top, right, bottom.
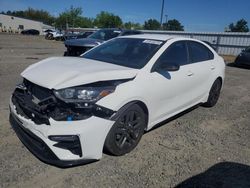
203, 79, 222, 107
104, 104, 146, 156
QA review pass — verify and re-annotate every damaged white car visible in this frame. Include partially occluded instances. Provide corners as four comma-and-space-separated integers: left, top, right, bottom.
9, 34, 225, 167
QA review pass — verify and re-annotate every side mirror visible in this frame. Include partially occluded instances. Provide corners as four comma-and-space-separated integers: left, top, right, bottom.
154, 63, 180, 72
164, 64, 180, 71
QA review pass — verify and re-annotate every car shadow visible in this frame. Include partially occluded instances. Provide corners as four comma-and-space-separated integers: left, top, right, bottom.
175, 162, 250, 188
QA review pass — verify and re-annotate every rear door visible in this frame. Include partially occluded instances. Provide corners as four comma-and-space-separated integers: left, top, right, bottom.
186, 41, 215, 100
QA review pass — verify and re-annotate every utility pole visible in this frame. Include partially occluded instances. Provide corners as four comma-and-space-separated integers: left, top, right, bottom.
165, 15, 168, 24
164, 14, 168, 30
160, 0, 165, 27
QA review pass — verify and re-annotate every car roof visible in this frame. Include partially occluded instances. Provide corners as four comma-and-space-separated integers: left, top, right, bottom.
119, 34, 176, 41
119, 34, 214, 45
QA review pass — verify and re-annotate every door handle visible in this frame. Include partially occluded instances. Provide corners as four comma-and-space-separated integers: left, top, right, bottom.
211, 65, 215, 70
187, 71, 194, 76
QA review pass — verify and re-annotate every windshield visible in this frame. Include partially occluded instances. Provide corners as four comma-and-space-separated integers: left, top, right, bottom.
88, 29, 121, 41
82, 38, 164, 69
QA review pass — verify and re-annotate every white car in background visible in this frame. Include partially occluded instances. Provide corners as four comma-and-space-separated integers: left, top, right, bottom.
45, 30, 64, 40
9, 34, 225, 167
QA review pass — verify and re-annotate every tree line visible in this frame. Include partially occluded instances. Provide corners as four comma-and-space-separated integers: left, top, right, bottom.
1, 7, 184, 31
1, 7, 249, 32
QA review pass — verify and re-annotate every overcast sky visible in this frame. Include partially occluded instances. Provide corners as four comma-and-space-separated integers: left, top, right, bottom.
0, 0, 250, 32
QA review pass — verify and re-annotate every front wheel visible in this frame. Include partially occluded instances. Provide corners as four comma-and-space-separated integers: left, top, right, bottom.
104, 104, 147, 156
203, 79, 222, 107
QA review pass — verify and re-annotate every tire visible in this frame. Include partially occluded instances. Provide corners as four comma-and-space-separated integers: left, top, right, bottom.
48, 33, 53, 40
63, 51, 68, 56
104, 104, 147, 156
203, 79, 222, 107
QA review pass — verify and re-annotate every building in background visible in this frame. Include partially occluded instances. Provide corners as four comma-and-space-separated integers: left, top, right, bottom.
0, 14, 54, 35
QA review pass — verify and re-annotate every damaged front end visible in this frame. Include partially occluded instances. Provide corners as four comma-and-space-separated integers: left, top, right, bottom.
12, 79, 121, 125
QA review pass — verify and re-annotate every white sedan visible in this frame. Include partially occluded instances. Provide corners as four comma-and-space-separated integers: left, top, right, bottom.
9, 34, 225, 167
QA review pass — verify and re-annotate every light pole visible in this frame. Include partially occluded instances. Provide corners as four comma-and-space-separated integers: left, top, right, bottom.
164, 14, 168, 30
160, 0, 165, 27
165, 14, 168, 24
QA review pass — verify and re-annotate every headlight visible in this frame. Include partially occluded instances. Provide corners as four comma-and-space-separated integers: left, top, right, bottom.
54, 86, 115, 103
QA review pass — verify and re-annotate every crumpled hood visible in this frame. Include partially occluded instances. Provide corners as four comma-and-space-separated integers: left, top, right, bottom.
21, 57, 138, 90
64, 38, 104, 47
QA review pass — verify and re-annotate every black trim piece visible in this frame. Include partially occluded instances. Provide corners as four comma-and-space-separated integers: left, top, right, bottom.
9, 113, 97, 168
49, 135, 82, 157
94, 105, 116, 120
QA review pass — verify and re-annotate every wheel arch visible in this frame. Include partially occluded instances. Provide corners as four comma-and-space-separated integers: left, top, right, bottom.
215, 76, 224, 89
217, 76, 223, 84
111, 100, 149, 129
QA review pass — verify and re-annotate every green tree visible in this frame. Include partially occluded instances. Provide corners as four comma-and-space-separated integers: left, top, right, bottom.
55, 6, 93, 29
78, 17, 94, 28
94, 11, 122, 28
123, 22, 142, 30
55, 6, 82, 29
143, 19, 161, 30
163, 19, 184, 31
228, 19, 249, 32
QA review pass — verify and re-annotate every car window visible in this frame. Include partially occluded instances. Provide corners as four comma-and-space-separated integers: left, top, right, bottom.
99, 41, 128, 56
188, 41, 214, 63
156, 41, 188, 68
89, 30, 121, 40
83, 38, 163, 69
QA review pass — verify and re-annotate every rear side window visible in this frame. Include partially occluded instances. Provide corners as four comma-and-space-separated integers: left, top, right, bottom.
188, 41, 214, 63
156, 41, 188, 67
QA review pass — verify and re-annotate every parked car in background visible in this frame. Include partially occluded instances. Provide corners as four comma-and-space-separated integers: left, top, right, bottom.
55, 31, 94, 41
235, 46, 250, 66
42, 29, 55, 35
21, 29, 40, 35
45, 30, 64, 40
9, 34, 225, 167
44, 29, 54, 33
64, 28, 142, 56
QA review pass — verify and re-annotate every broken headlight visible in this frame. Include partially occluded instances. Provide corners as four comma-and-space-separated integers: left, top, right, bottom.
54, 86, 115, 103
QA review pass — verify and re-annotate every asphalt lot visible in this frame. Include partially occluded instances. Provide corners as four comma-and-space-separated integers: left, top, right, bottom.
0, 33, 250, 188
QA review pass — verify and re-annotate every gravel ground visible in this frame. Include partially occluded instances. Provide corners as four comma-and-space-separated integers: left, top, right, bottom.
0, 34, 250, 188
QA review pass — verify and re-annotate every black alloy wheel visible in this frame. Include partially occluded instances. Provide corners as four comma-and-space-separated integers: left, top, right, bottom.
203, 79, 222, 107
104, 104, 146, 156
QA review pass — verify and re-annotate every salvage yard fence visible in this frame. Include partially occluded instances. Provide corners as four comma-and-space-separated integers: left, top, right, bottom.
70, 28, 250, 56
